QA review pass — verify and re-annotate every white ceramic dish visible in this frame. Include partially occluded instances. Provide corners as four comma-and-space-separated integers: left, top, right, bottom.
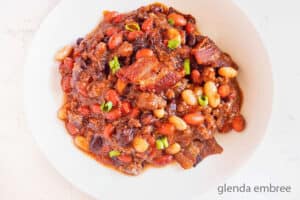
24, 0, 273, 199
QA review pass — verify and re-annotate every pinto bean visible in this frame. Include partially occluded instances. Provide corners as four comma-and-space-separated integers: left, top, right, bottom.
108, 32, 123, 50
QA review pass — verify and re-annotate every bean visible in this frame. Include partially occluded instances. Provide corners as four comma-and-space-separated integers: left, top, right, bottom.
58, 106, 67, 120
166, 143, 181, 155
204, 81, 217, 97
153, 155, 173, 166
103, 11, 118, 22
133, 137, 149, 153
168, 13, 187, 26
118, 154, 132, 163
136, 48, 154, 59
78, 106, 90, 116
153, 108, 165, 119
183, 112, 204, 125
105, 109, 122, 120
185, 22, 195, 34
55, 45, 73, 61
232, 115, 246, 132
142, 18, 153, 31
218, 67, 238, 78
157, 123, 175, 135
66, 122, 79, 135
169, 115, 187, 131
108, 33, 123, 50
105, 26, 119, 36
191, 69, 201, 84
61, 75, 72, 93
193, 86, 203, 97
90, 103, 102, 114
121, 101, 131, 114
102, 124, 114, 138
105, 89, 120, 106
181, 89, 197, 106
218, 84, 231, 98
208, 93, 221, 108
127, 31, 143, 41
115, 79, 127, 94
74, 136, 89, 152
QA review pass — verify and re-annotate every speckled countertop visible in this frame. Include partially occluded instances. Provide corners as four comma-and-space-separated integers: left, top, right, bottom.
0, 0, 299, 199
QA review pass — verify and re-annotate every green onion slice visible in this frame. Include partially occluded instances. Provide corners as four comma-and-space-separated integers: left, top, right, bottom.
168, 18, 175, 25
125, 22, 140, 32
109, 150, 120, 158
168, 39, 180, 49
198, 95, 208, 107
101, 101, 113, 112
109, 56, 120, 74
184, 58, 190, 75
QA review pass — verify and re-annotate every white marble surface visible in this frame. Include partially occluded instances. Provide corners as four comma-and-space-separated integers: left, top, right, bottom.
0, 0, 299, 199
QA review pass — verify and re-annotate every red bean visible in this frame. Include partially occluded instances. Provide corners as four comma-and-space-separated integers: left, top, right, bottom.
127, 31, 143, 41
78, 106, 90, 116
103, 124, 115, 138
129, 108, 140, 118
185, 22, 195, 34
66, 122, 79, 135
118, 154, 132, 163
232, 115, 246, 132
135, 48, 154, 59
168, 13, 187, 26
142, 18, 153, 31
158, 123, 175, 136
108, 33, 123, 50
105, 89, 120, 106
218, 84, 231, 98
183, 112, 204, 125
121, 101, 131, 114
61, 75, 72, 92
191, 69, 201, 84
153, 155, 173, 166
90, 103, 102, 114
105, 26, 119, 36
105, 109, 122, 120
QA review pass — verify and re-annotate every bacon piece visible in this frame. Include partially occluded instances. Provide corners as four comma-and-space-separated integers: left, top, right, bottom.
191, 37, 234, 67
117, 56, 183, 92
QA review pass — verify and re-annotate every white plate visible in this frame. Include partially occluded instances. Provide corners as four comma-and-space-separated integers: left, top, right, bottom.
24, 0, 273, 199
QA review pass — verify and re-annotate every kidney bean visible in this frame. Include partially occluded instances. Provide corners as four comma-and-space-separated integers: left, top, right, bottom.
135, 48, 154, 59
105, 26, 119, 36
127, 31, 143, 41
103, 124, 115, 138
142, 18, 153, 31
61, 75, 72, 93
78, 106, 90, 116
191, 69, 201, 84
108, 32, 123, 50
121, 101, 131, 114
232, 115, 246, 132
129, 108, 140, 118
105, 89, 120, 106
66, 122, 79, 135
183, 112, 204, 125
89, 134, 103, 153
186, 34, 196, 46
90, 103, 102, 114
157, 123, 175, 136
218, 84, 231, 98
168, 13, 187, 26
105, 109, 122, 120
185, 22, 196, 34
153, 155, 173, 166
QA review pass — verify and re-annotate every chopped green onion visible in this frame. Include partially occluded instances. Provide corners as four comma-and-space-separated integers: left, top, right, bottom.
168, 18, 175, 25
109, 150, 120, 158
184, 58, 190, 75
101, 101, 113, 112
109, 56, 120, 74
156, 137, 169, 150
125, 22, 140, 32
156, 139, 164, 150
161, 137, 169, 148
168, 39, 180, 49
198, 95, 208, 107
